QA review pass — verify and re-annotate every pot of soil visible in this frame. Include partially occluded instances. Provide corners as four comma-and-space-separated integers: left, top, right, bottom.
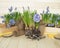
25, 27, 32, 39
39, 20, 45, 36
2, 26, 17, 38
31, 27, 40, 40
13, 19, 25, 37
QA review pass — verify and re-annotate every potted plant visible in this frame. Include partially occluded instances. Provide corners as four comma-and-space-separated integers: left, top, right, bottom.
41, 7, 60, 38
42, 6, 55, 27
3, 6, 25, 37
22, 7, 33, 37
11, 11, 25, 37
4, 6, 16, 28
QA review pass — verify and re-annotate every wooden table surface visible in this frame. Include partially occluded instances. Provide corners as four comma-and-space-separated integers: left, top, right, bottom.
0, 35, 60, 48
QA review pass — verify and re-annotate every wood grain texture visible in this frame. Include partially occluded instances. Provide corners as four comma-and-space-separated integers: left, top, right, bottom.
0, 35, 60, 48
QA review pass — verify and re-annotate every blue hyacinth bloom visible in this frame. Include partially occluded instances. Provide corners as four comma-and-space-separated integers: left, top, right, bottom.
9, 19, 15, 25
33, 14, 40, 22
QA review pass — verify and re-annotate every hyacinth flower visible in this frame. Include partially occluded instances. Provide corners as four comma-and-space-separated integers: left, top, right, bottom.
9, 19, 15, 26
42, 6, 53, 25
14, 7, 17, 11
8, 6, 13, 12
33, 13, 40, 29
45, 6, 55, 24
4, 6, 21, 28
0, 16, 4, 18
46, 6, 50, 14
45, 6, 50, 23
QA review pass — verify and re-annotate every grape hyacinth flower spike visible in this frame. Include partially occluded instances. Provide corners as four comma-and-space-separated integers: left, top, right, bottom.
46, 6, 50, 14
14, 7, 17, 10
8, 6, 13, 12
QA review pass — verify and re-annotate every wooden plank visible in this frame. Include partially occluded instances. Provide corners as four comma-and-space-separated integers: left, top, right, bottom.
0, 36, 60, 48
0, 38, 7, 47
7, 37, 19, 48
0, 37, 4, 42
0, 37, 12, 48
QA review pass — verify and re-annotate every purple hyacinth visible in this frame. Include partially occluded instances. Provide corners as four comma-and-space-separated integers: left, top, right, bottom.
14, 7, 17, 10
0, 16, 4, 18
8, 6, 13, 12
46, 6, 50, 14
33, 14, 40, 22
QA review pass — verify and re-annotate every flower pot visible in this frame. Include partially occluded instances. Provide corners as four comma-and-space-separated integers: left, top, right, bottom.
45, 27, 60, 33
39, 24, 45, 36
0, 24, 5, 28
39, 20, 45, 36
0, 26, 17, 37
54, 33, 60, 40
44, 27, 60, 38
13, 20, 25, 36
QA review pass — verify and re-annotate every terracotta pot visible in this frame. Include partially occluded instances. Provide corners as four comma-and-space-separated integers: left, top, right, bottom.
1, 26, 17, 37
39, 24, 45, 35
14, 20, 25, 36
39, 20, 45, 35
